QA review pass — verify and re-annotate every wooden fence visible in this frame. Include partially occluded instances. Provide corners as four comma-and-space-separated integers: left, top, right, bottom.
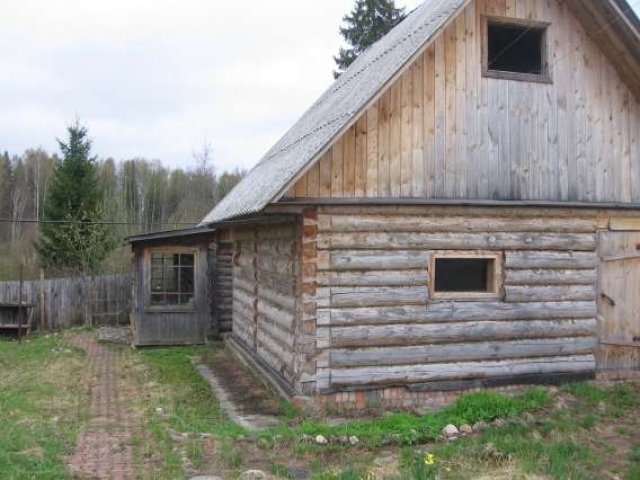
0, 274, 131, 330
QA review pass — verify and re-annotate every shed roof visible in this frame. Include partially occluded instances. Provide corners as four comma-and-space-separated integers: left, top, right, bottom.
201, 0, 640, 225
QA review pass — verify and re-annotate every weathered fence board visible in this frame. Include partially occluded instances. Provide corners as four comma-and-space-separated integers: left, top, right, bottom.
0, 274, 131, 329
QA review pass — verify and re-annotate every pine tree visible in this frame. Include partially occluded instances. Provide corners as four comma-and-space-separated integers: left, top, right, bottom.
334, 0, 406, 78
38, 122, 115, 273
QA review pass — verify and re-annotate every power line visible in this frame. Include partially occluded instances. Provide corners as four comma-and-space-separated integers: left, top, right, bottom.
0, 218, 198, 226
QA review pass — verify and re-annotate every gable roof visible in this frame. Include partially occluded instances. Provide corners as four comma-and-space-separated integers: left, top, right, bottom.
201, 0, 640, 225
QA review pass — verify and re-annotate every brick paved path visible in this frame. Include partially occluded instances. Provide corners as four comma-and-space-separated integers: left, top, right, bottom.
67, 334, 140, 479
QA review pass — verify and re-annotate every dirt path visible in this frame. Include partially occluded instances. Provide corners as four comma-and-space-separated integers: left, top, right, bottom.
66, 333, 143, 480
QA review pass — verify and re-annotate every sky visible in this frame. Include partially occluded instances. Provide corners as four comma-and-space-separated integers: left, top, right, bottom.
1, 0, 638, 173
0, 0, 422, 172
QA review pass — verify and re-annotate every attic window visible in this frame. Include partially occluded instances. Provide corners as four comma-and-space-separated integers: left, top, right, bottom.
484, 17, 551, 83
430, 252, 502, 301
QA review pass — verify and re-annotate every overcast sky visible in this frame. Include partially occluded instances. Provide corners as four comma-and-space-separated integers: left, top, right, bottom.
0, 0, 423, 172
1, 0, 638, 173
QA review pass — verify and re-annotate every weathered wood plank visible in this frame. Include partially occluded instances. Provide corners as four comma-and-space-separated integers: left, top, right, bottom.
505, 268, 597, 286
318, 231, 597, 251
317, 270, 429, 287
322, 215, 597, 233
322, 250, 431, 271
330, 355, 596, 387
331, 337, 597, 367
326, 301, 597, 326
505, 251, 597, 269
330, 318, 597, 348
505, 285, 596, 302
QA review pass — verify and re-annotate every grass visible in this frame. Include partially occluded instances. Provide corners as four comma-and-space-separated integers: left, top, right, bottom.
0, 333, 87, 479
138, 346, 244, 437
263, 389, 551, 449
3, 332, 640, 480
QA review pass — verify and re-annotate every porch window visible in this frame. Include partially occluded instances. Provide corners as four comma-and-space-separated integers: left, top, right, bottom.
149, 251, 195, 307
430, 251, 502, 301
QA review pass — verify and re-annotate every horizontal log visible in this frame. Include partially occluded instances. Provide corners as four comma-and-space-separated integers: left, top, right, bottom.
330, 318, 597, 348
326, 301, 597, 326
318, 270, 429, 287
317, 232, 597, 251
257, 319, 294, 350
505, 251, 597, 269
323, 215, 597, 233
329, 355, 596, 387
505, 285, 596, 302
257, 286, 295, 311
319, 250, 430, 271
331, 337, 597, 367
505, 268, 597, 286
329, 286, 428, 308
257, 299, 294, 331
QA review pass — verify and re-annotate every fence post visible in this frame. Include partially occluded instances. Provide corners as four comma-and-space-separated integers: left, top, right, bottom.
39, 269, 46, 333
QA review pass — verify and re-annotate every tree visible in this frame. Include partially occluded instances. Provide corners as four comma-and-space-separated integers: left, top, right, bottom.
38, 122, 115, 273
333, 0, 406, 78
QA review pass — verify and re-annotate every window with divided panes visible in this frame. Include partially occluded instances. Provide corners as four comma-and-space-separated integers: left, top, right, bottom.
150, 252, 195, 307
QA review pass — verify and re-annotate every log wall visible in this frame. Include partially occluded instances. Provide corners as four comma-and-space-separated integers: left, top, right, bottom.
288, 0, 640, 204
231, 221, 300, 387
311, 206, 600, 391
210, 242, 234, 336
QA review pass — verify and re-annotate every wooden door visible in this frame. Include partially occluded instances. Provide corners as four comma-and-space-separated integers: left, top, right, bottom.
597, 231, 640, 372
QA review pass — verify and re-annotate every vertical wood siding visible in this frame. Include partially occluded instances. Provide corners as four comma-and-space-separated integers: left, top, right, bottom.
312, 206, 599, 390
0, 274, 131, 330
289, 0, 640, 204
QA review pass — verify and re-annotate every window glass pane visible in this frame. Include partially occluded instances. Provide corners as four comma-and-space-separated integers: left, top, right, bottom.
179, 294, 194, 305
150, 293, 165, 305
488, 23, 544, 74
151, 278, 164, 292
179, 267, 194, 294
435, 258, 492, 293
166, 294, 180, 305
180, 254, 195, 267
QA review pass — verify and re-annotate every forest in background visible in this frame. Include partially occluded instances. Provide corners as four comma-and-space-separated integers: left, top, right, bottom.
0, 147, 244, 280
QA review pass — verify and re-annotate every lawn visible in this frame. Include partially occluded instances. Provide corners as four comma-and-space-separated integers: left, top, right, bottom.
2, 332, 640, 479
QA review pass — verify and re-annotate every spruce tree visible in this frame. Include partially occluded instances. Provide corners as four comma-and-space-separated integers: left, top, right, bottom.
334, 0, 406, 78
38, 122, 115, 273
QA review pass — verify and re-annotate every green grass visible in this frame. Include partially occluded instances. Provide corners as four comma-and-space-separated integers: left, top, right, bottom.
0, 334, 86, 479
138, 347, 244, 437
264, 388, 551, 449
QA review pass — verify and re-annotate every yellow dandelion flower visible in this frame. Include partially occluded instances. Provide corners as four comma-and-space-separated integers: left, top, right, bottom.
424, 453, 436, 466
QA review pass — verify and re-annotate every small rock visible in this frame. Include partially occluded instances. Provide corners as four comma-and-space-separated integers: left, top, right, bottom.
155, 407, 163, 414
239, 471, 267, 480
442, 424, 459, 438
459, 424, 473, 435
472, 421, 487, 432
348, 435, 360, 446
490, 418, 506, 428
335, 435, 349, 445
315, 434, 328, 445
190, 476, 222, 480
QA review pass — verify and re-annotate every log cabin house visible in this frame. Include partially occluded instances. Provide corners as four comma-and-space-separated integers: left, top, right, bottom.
131, 0, 640, 409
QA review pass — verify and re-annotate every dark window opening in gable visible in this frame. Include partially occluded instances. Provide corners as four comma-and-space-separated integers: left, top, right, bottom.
487, 22, 546, 75
434, 258, 494, 293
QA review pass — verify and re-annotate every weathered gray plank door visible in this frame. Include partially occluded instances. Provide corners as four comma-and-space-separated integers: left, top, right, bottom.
597, 230, 640, 372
